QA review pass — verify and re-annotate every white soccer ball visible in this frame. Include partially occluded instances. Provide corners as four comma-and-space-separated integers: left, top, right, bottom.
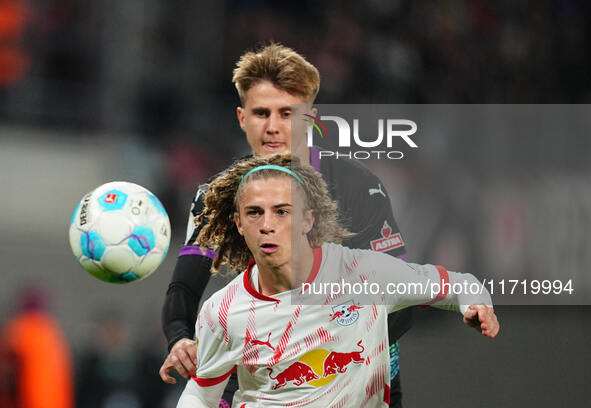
69, 181, 171, 283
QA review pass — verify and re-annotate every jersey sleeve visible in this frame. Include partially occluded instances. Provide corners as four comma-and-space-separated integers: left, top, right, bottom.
177, 377, 228, 408
162, 185, 216, 351
352, 249, 492, 314
184, 185, 209, 246
189, 301, 237, 391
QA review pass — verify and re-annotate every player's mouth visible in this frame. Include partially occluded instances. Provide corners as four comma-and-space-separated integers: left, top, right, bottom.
260, 243, 279, 254
262, 141, 286, 152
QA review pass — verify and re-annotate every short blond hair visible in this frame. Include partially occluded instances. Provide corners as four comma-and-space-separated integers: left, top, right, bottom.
232, 43, 320, 105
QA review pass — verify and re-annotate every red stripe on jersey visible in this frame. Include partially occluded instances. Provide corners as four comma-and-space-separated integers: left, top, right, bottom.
204, 302, 216, 332
219, 283, 239, 343
304, 247, 323, 284
384, 383, 390, 404
191, 365, 236, 387
242, 299, 260, 373
420, 265, 450, 307
271, 305, 302, 364
303, 327, 337, 351
363, 368, 386, 405
243, 260, 280, 303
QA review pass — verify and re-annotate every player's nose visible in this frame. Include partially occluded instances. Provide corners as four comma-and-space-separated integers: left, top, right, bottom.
266, 112, 280, 134
260, 214, 275, 234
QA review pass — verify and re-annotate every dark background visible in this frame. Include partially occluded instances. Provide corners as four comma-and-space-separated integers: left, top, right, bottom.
1, 1, 590, 407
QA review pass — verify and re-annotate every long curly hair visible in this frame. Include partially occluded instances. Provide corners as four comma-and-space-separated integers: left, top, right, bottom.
196, 154, 349, 273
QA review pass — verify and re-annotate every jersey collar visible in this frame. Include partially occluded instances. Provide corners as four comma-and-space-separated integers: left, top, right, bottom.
243, 247, 323, 302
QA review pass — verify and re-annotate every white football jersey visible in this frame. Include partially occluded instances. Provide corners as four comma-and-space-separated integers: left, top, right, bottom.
178, 243, 491, 408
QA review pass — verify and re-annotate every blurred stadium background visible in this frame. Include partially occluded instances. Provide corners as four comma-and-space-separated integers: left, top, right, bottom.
1, 1, 591, 407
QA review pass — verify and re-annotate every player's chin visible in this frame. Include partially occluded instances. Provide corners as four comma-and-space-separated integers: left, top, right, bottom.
257, 253, 285, 268
260, 144, 288, 156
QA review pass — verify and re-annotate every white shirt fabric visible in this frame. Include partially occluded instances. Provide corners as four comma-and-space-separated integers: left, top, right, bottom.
177, 242, 491, 408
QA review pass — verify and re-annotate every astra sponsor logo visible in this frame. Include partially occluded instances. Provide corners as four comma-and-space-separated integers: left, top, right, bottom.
305, 114, 418, 160
266, 340, 366, 389
370, 221, 404, 252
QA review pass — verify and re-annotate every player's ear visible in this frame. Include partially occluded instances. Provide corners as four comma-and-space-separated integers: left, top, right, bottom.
309, 107, 318, 118
236, 107, 246, 132
234, 212, 244, 235
302, 209, 314, 235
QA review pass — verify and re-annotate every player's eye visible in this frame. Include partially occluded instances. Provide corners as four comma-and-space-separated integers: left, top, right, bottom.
277, 208, 289, 216
282, 110, 291, 119
253, 109, 269, 117
246, 209, 262, 217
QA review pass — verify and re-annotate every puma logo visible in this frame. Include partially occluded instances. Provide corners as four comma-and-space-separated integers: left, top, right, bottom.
368, 184, 386, 197
251, 332, 275, 351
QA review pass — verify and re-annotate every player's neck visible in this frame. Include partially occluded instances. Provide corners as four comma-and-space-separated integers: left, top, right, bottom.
257, 245, 315, 296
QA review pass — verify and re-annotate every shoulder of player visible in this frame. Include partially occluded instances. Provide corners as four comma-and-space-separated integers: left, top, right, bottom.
320, 156, 384, 191
320, 242, 395, 268
201, 272, 246, 308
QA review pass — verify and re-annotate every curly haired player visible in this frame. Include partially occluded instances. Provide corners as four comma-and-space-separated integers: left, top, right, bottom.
175, 154, 499, 407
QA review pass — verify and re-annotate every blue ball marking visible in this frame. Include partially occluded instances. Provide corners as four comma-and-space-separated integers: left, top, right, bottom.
148, 194, 167, 216
98, 190, 128, 211
81, 231, 106, 260
118, 272, 139, 282
71, 201, 81, 226
128, 226, 155, 256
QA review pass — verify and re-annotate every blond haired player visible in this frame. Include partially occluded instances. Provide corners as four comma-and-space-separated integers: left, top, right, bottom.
163, 44, 411, 406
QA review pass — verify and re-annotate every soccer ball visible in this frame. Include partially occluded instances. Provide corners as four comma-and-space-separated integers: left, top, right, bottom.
69, 181, 171, 283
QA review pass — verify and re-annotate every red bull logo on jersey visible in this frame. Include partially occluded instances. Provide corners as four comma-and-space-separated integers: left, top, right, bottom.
267, 341, 366, 389
370, 220, 404, 252
329, 300, 362, 327
323, 340, 365, 375
267, 362, 319, 390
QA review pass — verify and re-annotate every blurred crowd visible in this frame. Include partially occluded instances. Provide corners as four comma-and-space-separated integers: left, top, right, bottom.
1, 1, 591, 407
0, 286, 182, 408
1, 0, 590, 129
3, 0, 590, 223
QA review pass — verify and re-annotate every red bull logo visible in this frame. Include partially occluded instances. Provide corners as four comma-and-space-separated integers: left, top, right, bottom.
267, 362, 319, 389
323, 340, 365, 375
267, 340, 365, 389
329, 300, 363, 326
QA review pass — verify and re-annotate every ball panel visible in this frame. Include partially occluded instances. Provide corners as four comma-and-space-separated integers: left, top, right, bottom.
117, 272, 140, 282
154, 220, 171, 251
80, 231, 106, 260
70, 201, 82, 226
79, 258, 113, 283
135, 252, 164, 278
101, 246, 137, 275
98, 189, 128, 211
96, 212, 132, 244
148, 194, 167, 216
128, 226, 155, 256
69, 227, 83, 258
